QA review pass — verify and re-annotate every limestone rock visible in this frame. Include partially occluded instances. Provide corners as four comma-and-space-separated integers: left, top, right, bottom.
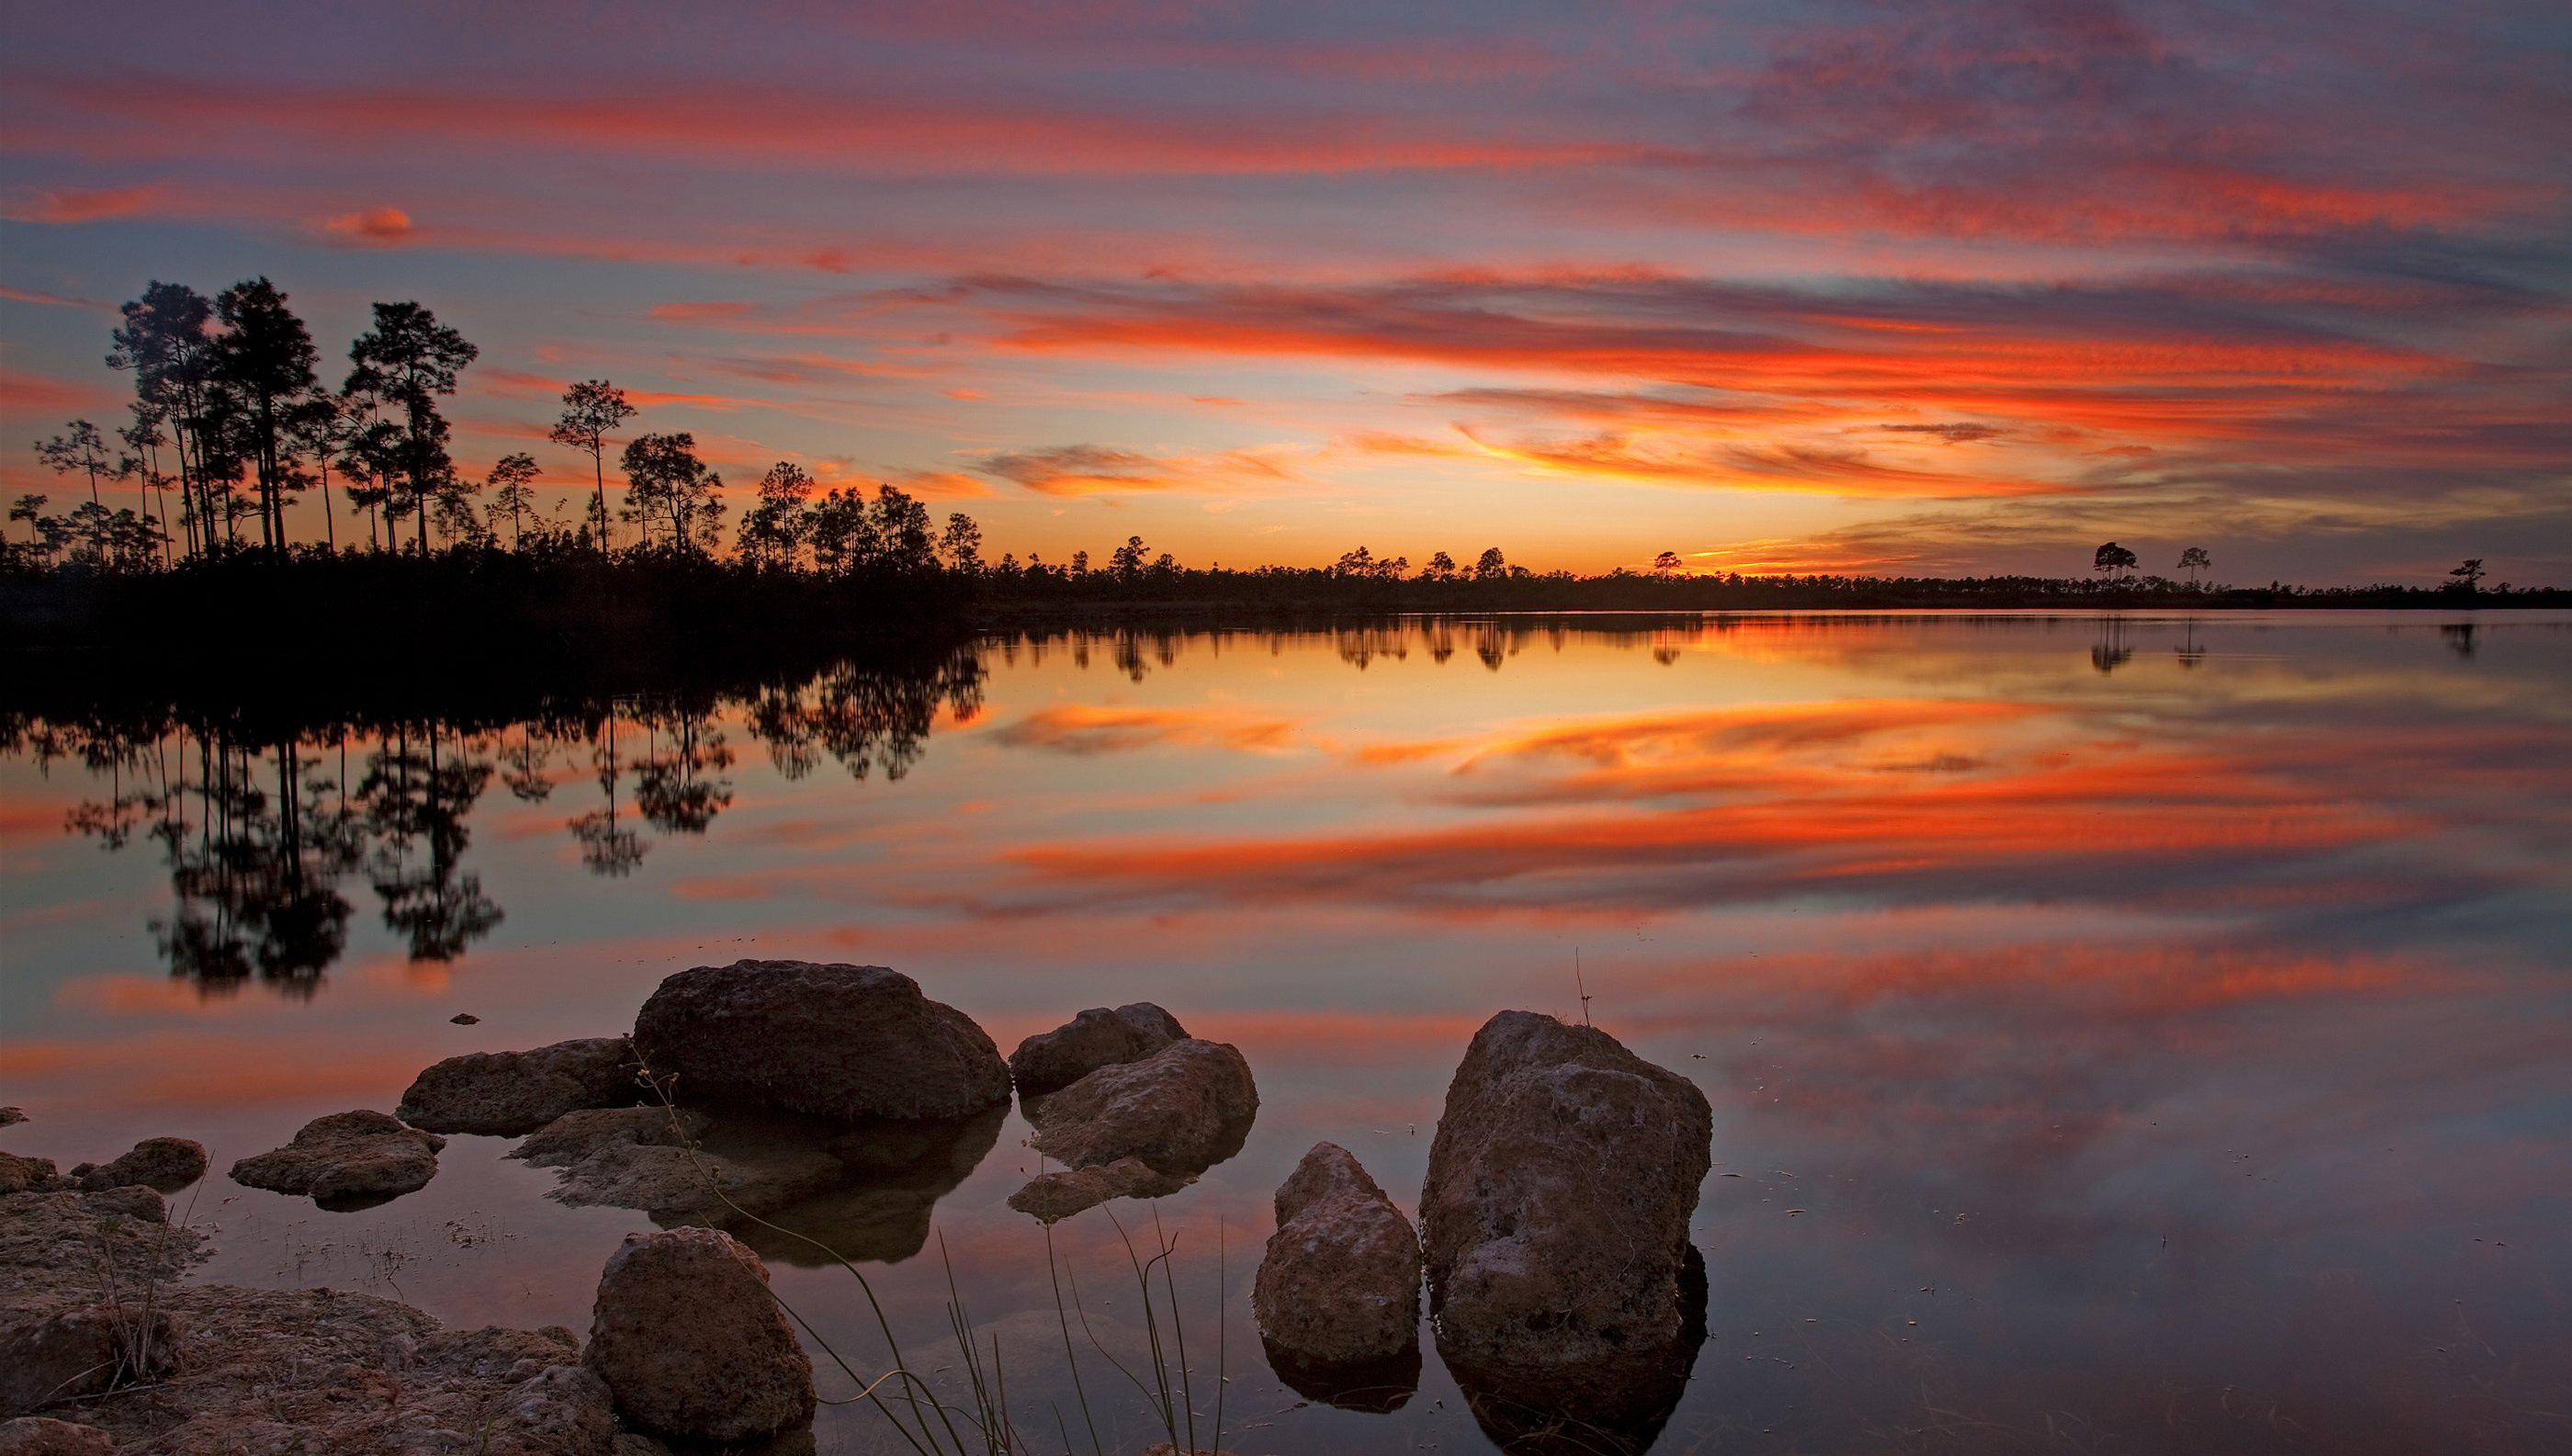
1025, 1039, 1257, 1175
632, 961, 1008, 1122
1010, 1003, 1188, 1095
70, 1136, 208, 1192
1007, 1156, 1196, 1224
1254, 1142, 1422, 1389
0, 1417, 114, 1455
0, 1304, 182, 1416
398, 1037, 642, 1135
229, 1110, 445, 1208
586, 1226, 815, 1442
1421, 1011, 1712, 1444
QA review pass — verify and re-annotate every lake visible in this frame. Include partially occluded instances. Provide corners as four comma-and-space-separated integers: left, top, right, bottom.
5, 611, 2567, 1455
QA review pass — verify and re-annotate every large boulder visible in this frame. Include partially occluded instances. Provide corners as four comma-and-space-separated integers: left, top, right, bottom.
1254, 1142, 1422, 1402
1025, 1039, 1257, 1175
586, 1226, 815, 1443
1010, 1003, 1188, 1094
71, 1136, 208, 1192
632, 961, 1008, 1123
398, 1037, 641, 1135
229, 1111, 445, 1208
1421, 1012, 1712, 1447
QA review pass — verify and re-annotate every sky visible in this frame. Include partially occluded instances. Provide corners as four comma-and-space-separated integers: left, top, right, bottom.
2, 0, 2566, 582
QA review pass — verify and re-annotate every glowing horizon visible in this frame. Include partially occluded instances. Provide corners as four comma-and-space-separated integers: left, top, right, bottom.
3, 1, 2566, 583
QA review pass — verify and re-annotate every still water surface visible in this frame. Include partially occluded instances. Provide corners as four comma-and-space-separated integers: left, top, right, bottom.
4, 613, 2567, 1454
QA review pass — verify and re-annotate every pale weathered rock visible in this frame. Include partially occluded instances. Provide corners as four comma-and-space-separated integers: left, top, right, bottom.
1010, 1002, 1189, 1094
1421, 1011, 1711, 1444
70, 1137, 208, 1192
0, 1305, 182, 1416
0, 1155, 64, 1197
1008, 1156, 1196, 1224
1255, 1143, 1421, 1379
398, 1037, 642, 1135
0, 1416, 115, 1455
229, 1110, 445, 1207
1025, 1039, 1257, 1174
633, 961, 1009, 1122
586, 1226, 815, 1442
511, 1106, 709, 1169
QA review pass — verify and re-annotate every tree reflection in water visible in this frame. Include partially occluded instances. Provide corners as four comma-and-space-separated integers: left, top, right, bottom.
9, 644, 985, 995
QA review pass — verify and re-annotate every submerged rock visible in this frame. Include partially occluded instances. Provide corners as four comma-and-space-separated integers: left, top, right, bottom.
1025, 1038, 1257, 1175
229, 1110, 445, 1208
70, 1136, 208, 1192
513, 1105, 710, 1168
1254, 1142, 1422, 1405
1007, 1156, 1197, 1224
0, 1417, 115, 1454
398, 1036, 641, 1135
1421, 1011, 1712, 1450
633, 960, 1009, 1122
587, 1226, 815, 1443
1010, 1002, 1189, 1094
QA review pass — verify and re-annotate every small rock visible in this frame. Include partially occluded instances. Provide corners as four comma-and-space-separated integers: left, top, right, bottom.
1026, 1039, 1257, 1175
0, 1154, 65, 1197
1254, 1143, 1421, 1382
586, 1226, 815, 1442
633, 961, 1010, 1123
1009, 1003, 1188, 1094
1008, 1156, 1196, 1223
0, 1109, 23, 1128
512, 1106, 709, 1168
450, 1012, 481, 1024
71, 1136, 208, 1192
230, 1111, 445, 1208
0, 1417, 115, 1454
398, 1036, 642, 1136
0, 1305, 183, 1416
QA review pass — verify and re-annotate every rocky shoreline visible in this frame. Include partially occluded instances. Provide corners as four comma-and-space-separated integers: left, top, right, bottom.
6, 959, 1716, 1455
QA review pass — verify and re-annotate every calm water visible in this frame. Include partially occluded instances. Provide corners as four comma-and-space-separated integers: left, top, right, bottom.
4, 613, 2568, 1455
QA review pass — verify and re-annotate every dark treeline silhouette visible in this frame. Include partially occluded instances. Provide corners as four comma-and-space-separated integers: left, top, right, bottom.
7, 640, 986, 997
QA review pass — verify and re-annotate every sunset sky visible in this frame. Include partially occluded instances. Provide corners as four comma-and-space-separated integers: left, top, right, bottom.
4, 0, 2566, 581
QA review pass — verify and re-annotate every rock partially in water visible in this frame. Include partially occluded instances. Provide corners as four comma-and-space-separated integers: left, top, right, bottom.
449, 1012, 480, 1024
1007, 1156, 1196, 1224
513, 1105, 710, 1168
1421, 1011, 1712, 1451
739, 1108, 1004, 1266
0, 1109, 23, 1128
587, 1226, 815, 1443
0, 1417, 114, 1454
70, 1136, 208, 1192
633, 961, 1010, 1122
0, 1305, 183, 1416
398, 1036, 642, 1135
229, 1110, 446, 1209
1010, 1003, 1188, 1095
1254, 1142, 1421, 1408
1025, 1039, 1257, 1175
0, 1155, 65, 1197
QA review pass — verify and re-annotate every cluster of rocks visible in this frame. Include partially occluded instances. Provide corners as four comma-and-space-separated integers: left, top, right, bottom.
1247, 1009, 1711, 1450
1005, 1003, 1259, 1222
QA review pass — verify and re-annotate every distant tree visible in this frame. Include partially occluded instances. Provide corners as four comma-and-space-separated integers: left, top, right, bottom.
1336, 545, 1378, 577
107, 282, 220, 559
549, 380, 637, 558
1111, 534, 1149, 578
34, 420, 114, 508
1425, 550, 1457, 580
2093, 541, 2139, 577
869, 485, 932, 571
618, 432, 723, 553
739, 461, 815, 568
118, 402, 181, 566
9, 493, 64, 567
212, 277, 321, 555
334, 408, 405, 551
346, 302, 478, 555
939, 512, 984, 574
1652, 550, 1684, 577
1473, 547, 1506, 581
2177, 546, 2211, 585
1071, 549, 1089, 576
804, 486, 876, 572
485, 453, 542, 549
2449, 558, 2486, 593
286, 390, 358, 552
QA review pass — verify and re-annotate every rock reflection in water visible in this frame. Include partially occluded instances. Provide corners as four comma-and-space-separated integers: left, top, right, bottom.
1441, 1245, 1709, 1456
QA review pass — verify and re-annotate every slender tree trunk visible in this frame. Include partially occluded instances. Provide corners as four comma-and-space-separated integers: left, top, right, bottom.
592, 447, 609, 558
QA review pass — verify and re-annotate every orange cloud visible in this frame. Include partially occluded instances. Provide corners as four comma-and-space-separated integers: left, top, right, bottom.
319, 205, 415, 243
8, 181, 167, 223
987, 704, 1303, 756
